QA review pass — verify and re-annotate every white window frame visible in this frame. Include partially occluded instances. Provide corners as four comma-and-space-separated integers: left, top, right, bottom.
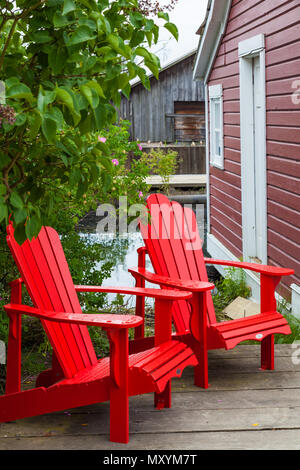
209, 84, 224, 169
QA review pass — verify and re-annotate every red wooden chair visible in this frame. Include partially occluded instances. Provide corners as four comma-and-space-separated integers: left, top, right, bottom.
129, 193, 294, 389
0, 221, 214, 443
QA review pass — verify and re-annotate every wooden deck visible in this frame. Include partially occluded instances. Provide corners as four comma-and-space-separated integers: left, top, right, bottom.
0, 344, 299, 450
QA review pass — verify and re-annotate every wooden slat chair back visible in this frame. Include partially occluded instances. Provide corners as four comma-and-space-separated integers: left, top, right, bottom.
7, 223, 97, 379
139, 193, 216, 332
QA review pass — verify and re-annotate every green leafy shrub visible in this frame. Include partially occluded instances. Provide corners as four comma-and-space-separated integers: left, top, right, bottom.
139, 147, 179, 194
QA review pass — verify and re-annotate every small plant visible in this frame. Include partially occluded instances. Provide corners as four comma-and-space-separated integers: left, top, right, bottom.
212, 267, 251, 319
275, 298, 300, 344
139, 147, 179, 194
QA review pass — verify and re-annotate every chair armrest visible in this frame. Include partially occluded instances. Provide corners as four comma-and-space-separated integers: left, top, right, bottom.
128, 267, 215, 293
74, 284, 193, 300
203, 258, 294, 277
4, 303, 143, 329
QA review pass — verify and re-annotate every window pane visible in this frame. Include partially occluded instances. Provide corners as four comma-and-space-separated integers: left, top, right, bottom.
214, 101, 220, 129
215, 130, 221, 156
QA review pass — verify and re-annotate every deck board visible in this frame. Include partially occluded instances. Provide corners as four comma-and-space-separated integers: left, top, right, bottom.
0, 344, 299, 450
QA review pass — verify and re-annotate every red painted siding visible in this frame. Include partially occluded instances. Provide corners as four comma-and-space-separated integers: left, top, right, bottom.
207, 0, 300, 298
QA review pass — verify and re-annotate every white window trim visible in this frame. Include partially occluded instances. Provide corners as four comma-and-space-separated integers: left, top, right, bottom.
209, 84, 224, 170
238, 33, 265, 58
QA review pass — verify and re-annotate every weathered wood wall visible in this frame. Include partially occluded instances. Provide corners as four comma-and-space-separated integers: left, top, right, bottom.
207, 0, 300, 297
127, 144, 206, 175
119, 53, 205, 143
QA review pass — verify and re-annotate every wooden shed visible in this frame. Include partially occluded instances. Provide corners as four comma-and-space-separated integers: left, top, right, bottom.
193, 0, 300, 313
119, 51, 205, 144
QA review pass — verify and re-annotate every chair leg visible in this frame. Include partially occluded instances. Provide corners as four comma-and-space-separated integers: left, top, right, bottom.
261, 335, 274, 370
109, 329, 129, 444
154, 381, 171, 409
110, 386, 129, 444
194, 353, 209, 389
189, 292, 209, 389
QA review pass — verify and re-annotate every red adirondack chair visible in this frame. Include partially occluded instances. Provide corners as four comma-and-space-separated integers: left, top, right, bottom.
0, 221, 214, 443
129, 193, 294, 389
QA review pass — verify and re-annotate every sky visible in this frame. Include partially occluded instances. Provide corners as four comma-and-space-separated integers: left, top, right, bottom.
152, 0, 209, 67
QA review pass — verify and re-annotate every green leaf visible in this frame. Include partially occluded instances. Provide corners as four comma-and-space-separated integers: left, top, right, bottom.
90, 163, 100, 183
37, 87, 56, 113
107, 34, 130, 58
144, 19, 155, 32
164, 22, 179, 41
62, 0, 77, 15
145, 31, 152, 47
53, 11, 75, 28
93, 103, 106, 130
44, 107, 64, 130
122, 83, 131, 100
0, 203, 8, 223
10, 192, 23, 209
42, 117, 57, 144
15, 113, 27, 126
129, 30, 144, 48
101, 171, 112, 192
48, 46, 68, 74
76, 178, 89, 198
118, 73, 129, 90
145, 60, 159, 79
77, 0, 98, 10
14, 208, 27, 224
86, 80, 105, 98
6, 83, 34, 103
134, 46, 151, 61
13, 223, 27, 245
69, 167, 81, 186
97, 15, 111, 34
56, 87, 74, 110
30, 186, 45, 203
80, 84, 99, 109
158, 12, 169, 21
96, 141, 110, 154
25, 215, 41, 241
5, 77, 20, 89
99, 156, 113, 172
67, 25, 96, 46
129, 11, 144, 28
31, 31, 52, 44
28, 110, 42, 139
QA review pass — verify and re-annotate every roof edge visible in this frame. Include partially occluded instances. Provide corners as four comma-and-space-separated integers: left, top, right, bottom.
130, 49, 198, 88
193, 0, 232, 83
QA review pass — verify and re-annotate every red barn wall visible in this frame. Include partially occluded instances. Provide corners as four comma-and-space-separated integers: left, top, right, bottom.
207, 0, 300, 298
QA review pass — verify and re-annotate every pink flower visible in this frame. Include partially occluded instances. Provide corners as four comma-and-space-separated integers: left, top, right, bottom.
112, 159, 119, 166
138, 191, 143, 199
137, 143, 142, 151
98, 136, 107, 143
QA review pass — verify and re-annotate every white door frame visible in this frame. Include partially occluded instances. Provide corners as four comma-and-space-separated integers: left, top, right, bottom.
239, 34, 267, 265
